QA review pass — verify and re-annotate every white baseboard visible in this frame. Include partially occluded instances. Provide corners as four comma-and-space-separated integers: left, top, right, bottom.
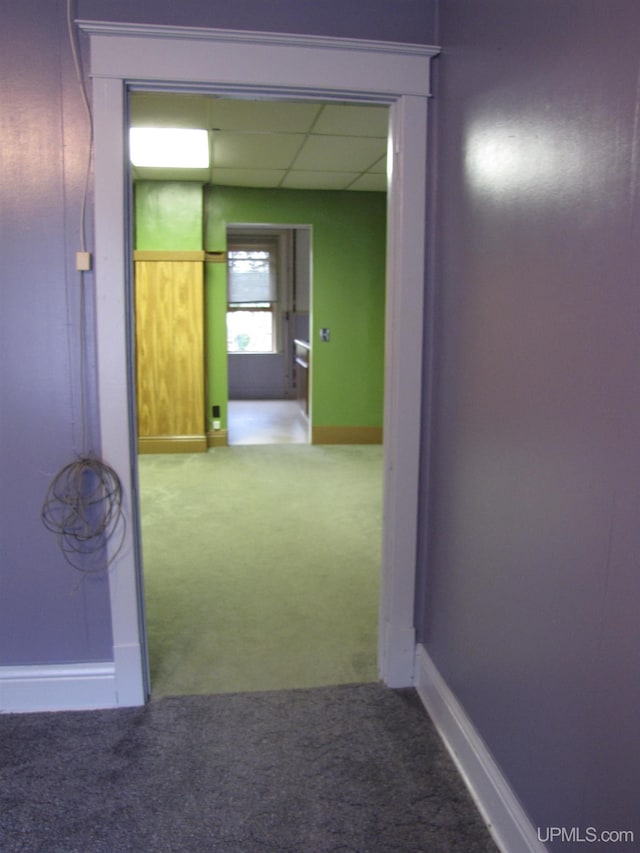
414, 645, 548, 853
380, 621, 416, 687
0, 662, 118, 713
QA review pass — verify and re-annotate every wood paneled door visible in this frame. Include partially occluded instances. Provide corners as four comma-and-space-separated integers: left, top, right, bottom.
134, 251, 206, 453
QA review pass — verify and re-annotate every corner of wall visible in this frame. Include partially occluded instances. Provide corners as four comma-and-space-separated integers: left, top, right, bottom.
414, 646, 549, 853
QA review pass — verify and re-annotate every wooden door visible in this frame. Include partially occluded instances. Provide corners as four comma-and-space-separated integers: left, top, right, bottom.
134, 251, 206, 453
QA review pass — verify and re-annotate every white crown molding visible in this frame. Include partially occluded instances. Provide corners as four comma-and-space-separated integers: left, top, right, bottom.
77, 21, 439, 60
78, 22, 439, 99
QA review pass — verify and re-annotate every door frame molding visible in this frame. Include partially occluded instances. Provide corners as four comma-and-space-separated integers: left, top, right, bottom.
81, 20, 439, 705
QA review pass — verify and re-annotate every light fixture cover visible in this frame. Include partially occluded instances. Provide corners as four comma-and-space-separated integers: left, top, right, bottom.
129, 127, 209, 168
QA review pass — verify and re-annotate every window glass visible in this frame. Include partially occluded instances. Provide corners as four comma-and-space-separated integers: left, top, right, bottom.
227, 249, 276, 303
227, 304, 274, 352
227, 242, 278, 353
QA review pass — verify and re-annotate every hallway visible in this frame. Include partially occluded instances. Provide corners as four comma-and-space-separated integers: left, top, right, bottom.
227, 399, 309, 445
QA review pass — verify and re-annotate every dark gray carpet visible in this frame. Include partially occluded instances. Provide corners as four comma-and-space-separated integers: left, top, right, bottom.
0, 684, 499, 853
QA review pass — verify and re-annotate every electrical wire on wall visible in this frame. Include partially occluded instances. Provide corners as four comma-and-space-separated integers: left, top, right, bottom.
41, 458, 125, 574
41, 1, 126, 575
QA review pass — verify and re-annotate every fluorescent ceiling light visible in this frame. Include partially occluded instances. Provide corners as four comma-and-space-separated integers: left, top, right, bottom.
129, 127, 209, 168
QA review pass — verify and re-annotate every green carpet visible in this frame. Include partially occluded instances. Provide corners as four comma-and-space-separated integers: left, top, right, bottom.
138, 445, 383, 698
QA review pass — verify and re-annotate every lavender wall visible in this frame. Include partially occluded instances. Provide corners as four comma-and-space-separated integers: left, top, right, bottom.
6, 0, 636, 844
76, 0, 437, 43
0, 0, 436, 667
0, 2, 112, 664
420, 1, 640, 847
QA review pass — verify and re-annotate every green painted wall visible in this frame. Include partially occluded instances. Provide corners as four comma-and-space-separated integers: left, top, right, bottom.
205, 261, 229, 432
134, 183, 203, 250
205, 187, 387, 429
134, 182, 387, 433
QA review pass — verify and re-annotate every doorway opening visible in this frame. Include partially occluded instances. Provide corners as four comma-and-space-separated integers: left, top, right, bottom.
86, 22, 437, 707
130, 92, 388, 696
226, 223, 312, 446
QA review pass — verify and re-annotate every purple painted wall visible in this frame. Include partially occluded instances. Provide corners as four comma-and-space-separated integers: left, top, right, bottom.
0, 2, 112, 663
76, 0, 437, 43
4, 0, 638, 845
0, 0, 436, 666
420, 0, 640, 848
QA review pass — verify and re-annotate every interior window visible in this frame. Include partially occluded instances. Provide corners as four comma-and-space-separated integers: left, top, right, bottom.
227, 240, 278, 353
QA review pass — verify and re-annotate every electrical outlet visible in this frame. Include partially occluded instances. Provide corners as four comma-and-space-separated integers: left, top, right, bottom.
76, 251, 92, 271
320, 328, 330, 342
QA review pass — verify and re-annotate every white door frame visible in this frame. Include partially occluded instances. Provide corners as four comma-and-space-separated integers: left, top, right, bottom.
81, 21, 439, 706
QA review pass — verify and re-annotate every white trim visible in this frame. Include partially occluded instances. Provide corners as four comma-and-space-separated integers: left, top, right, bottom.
415, 646, 549, 853
79, 23, 436, 98
92, 73, 148, 708
82, 22, 439, 706
378, 94, 429, 686
79, 21, 434, 57
0, 663, 117, 714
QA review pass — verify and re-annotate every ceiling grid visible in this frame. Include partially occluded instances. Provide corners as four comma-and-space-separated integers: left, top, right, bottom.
129, 92, 388, 191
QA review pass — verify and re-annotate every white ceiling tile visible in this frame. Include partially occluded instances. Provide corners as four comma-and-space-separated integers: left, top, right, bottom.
294, 135, 386, 172
348, 173, 388, 192
210, 99, 321, 133
369, 154, 388, 174
313, 104, 389, 137
130, 93, 388, 193
281, 171, 361, 191
129, 93, 210, 128
211, 168, 286, 188
212, 132, 305, 169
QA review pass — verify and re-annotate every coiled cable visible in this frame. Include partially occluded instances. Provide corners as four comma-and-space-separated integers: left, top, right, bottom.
41, 456, 126, 574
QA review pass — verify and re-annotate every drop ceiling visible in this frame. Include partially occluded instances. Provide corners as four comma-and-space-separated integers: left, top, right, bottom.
129, 93, 388, 192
